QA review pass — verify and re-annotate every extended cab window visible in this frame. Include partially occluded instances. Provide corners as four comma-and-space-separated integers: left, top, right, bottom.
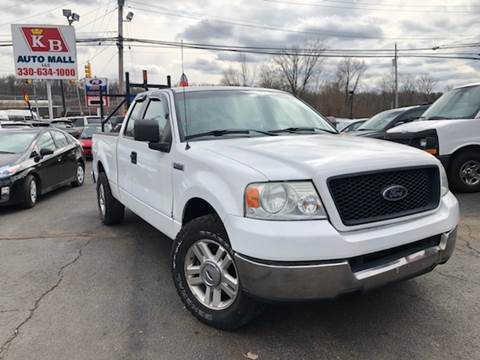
124, 100, 144, 137
143, 97, 171, 141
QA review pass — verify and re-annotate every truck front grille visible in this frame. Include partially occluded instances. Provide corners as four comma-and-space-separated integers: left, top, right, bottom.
328, 166, 440, 226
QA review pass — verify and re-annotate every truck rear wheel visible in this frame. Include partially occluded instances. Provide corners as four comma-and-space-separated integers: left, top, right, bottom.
172, 214, 262, 330
96, 172, 125, 225
449, 151, 480, 193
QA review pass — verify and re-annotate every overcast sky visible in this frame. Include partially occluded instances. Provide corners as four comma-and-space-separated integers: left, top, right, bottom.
0, 0, 479, 91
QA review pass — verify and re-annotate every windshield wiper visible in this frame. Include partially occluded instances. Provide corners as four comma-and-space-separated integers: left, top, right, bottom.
269, 127, 337, 134
185, 128, 277, 140
424, 116, 452, 120
0, 151, 16, 154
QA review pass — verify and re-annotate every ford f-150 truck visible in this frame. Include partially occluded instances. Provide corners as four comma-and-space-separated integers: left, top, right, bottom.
387, 83, 480, 193
92, 87, 459, 330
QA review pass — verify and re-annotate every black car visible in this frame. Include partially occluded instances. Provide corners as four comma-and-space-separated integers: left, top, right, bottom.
349, 105, 429, 139
0, 128, 85, 208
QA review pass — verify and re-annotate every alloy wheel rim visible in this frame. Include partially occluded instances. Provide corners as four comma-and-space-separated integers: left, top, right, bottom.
99, 184, 106, 215
184, 239, 239, 310
77, 165, 84, 184
30, 179, 37, 203
460, 160, 480, 186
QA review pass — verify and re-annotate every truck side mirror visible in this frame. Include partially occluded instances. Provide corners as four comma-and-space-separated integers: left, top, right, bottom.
134, 119, 160, 143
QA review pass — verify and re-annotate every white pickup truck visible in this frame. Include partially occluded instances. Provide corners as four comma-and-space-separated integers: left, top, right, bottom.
387, 83, 480, 192
93, 87, 459, 330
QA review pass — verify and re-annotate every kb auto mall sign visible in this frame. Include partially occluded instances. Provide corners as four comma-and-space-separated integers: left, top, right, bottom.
11, 24, 78, 80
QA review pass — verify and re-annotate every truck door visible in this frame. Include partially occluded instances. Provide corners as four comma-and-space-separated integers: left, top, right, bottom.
117, 97, 146, 199
117, 95, 174, 232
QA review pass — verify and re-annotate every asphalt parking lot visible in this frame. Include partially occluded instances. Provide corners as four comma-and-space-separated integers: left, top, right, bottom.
0, 162, 479, 360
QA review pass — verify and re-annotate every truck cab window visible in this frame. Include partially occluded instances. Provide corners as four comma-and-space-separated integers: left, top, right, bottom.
143, 98, 171, 142
124, 100, 145, 137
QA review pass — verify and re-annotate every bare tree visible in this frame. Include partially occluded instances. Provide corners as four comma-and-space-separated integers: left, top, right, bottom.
336, 58, 367, 116
401, 74, 417, 105
238, 54, 256, 87
220, 66, 241, 86
257, 63, 284, 89
273, 41, 325, 96
416, 74, 437, 102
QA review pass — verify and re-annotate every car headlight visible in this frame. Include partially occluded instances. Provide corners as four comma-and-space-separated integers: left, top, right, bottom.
0, 165, 20, 179
245, 181, 327, 220
439, 165, 449, 197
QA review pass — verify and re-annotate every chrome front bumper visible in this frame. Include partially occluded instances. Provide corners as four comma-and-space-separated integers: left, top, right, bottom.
235, 228, 457, 301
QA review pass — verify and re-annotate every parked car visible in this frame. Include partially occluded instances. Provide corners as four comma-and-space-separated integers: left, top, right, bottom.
50, 118, 82, 138
387, 83, 480, 192
67, 115, 102, 128
349, 105, 429, 139
0, 128, 85, 208
339, 118, 367, 133
0, 109, 40, 121
0, 121, 33, 129
93, 87, 458, 330
78, 125, 102, 158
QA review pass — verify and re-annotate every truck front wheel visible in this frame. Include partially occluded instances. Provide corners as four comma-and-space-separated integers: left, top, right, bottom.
96, 172, 125, 225
172, 214, 262, 330
449, 151, 480, 193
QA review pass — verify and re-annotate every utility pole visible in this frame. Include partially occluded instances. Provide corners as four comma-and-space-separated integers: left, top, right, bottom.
394, 42, 399, 108
117, 0, 125, 93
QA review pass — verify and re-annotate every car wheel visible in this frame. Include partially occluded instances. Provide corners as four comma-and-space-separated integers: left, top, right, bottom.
449, 151, 480, 193
172, 214, 262, 330
21, 175, 38, 209
71, 162, 85, 187
96, 172, 125, 225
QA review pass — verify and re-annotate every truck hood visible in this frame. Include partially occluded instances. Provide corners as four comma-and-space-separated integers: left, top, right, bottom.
195, 134, 438, 180
387, 120, 466, 134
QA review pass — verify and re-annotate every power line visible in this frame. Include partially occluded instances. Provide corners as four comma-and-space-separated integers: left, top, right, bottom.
128, 2, 476, 41
263, 0, 479, 14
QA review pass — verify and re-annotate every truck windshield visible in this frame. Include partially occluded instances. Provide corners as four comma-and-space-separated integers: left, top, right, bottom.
358, 109, 403, 130
421, 85, 480, 120
174, 90, 337, 140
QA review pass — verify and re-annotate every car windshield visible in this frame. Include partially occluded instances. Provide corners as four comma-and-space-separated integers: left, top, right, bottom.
80, 126, 100, 139
421, 85, 480, 120
174, 90, 337, 140
0, 132, 36, 153
358, 109, 403, 130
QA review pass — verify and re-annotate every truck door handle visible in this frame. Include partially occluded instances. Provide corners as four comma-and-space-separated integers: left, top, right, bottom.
130, 151, 137, 164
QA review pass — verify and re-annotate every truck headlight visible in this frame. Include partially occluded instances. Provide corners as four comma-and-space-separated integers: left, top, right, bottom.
440, 165, 449, 197
0, 165, 20, 179
245, 181, 327, 220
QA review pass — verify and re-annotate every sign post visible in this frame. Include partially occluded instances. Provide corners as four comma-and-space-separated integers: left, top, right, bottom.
11, 24, 78, 119
46, 80, 53, 120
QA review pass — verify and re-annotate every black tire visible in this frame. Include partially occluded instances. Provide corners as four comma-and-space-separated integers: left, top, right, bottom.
448, 151, 480, 193
20, 174, 38, 209
96, 172, 125, 225
71, 162, 85, 187
172, 214, 262, 330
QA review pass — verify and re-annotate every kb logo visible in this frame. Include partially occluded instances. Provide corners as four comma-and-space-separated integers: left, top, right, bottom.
21, 27, 68, 53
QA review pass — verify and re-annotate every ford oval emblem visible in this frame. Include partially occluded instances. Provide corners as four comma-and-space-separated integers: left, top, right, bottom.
382, 185, 408, 201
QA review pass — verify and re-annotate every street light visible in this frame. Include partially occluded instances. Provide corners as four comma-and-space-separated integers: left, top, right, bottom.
125, 11, 134, 22
62, 9, 80, 25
